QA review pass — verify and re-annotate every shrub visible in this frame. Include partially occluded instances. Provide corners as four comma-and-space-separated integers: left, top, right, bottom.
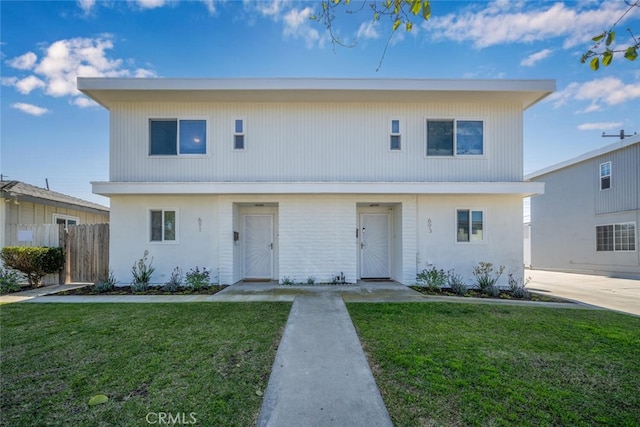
472, 262, 505, 294
280, 277, 294, 286
508, 273, 531, 299
306, 276, 316, 285
130, 281, 149, 293
131, 250, 154, 286
93, 270, 117, 293
162, 267, 183, 292
416, 267, 446, 292
447, 269, 468, 296
0, 246, 64, 287
185, 266, 210, 290
0, 267, 21, 294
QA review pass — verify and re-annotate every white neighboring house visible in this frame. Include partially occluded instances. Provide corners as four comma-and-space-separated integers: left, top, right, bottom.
525, 135, 640, 278
79, 78, 553, 286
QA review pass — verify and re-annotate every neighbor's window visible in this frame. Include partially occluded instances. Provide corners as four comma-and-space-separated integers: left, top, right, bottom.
234, 119, 245, 150
427, 119, 483, 156
457, 209, 484, 242
53, 214, 78, 227
596, 223, 636, 251
149, 119, 206, 156
150, 209, 176, 242
390, 119, 401, 150
600, 161, 611, 190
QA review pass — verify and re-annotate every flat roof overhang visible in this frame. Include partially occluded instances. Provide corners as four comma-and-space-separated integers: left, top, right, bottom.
78, 78, 555, 110
92, 181, 545, 197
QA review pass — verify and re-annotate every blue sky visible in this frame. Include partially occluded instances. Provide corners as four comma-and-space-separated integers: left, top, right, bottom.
1, 0, 639, 208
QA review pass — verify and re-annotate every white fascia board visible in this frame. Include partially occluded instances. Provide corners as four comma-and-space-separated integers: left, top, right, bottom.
525, 136, 640, 181
93, 181, 544, 197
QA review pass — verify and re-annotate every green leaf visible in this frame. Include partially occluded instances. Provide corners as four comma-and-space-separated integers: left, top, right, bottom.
406, 21, 413, 32
592, 32, 605, 42
422, 1, 431, 20
392, 19, 401, 31
590, 56, 599, 71
255, 390, 263, 397
605, 31, 615, 47
603, 50, 613, 66
624, 46, 638, 61
410, 0, 421, 16
88, 394, 109, 406
373, 12, 379, 20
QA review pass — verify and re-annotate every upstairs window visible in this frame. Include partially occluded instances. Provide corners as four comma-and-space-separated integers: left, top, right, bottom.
150, 209, 177, 242
390, 119, 401, 150
457, 209, 484, 242
600, 162, 611, 190
427, 119, 483, 156
149, 119, 206, 156
234, 119, 245, 150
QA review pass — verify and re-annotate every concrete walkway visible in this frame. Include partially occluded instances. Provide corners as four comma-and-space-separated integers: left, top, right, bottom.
527, 270, 640, 317
257, 293, 392, 427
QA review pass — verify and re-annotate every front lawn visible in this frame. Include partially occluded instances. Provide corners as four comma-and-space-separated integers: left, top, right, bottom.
348, 303, 640, 426
0, 302, 291, 426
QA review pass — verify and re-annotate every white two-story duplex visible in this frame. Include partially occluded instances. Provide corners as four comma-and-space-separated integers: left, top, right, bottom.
79, 78, 553, 286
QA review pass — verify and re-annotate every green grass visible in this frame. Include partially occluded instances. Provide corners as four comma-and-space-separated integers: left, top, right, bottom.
0, 303, 291, 427
347, 303, 640, 427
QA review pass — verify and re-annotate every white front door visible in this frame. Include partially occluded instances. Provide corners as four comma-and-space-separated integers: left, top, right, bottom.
360, 213, 391, 278
243, 214, 274, 279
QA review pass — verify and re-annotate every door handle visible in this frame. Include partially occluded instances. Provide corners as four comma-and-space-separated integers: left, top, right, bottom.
269, 243, 274, 250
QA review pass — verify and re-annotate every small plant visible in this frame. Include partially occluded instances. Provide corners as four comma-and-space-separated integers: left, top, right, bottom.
416, 267, 446, 292
131, 250, 155, 287
163, 267, 183, 292
185, 266, 210, 291
447, 269, 468, 296
508, 273, 531, 299
0, 246, 64, 287
130, 281, 149, 293
0, 267, 21, 294
92, 270, 117, 293
280, 276, 294, 285
306, 276, 316, 285
472, 262, 504, 294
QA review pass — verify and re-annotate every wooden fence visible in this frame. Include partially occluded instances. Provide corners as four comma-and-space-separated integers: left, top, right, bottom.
4, 223, 109, 284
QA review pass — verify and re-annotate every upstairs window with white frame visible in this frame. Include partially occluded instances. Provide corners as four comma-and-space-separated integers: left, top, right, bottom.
150, 209, 177, 242
149, 119, 207, 156
596, 223, 636, 252
427, 119, 483, 156
600, 161, 611, 190
234, 119, 245, 150
390, 119, 401, 150
457, 209, 484, 242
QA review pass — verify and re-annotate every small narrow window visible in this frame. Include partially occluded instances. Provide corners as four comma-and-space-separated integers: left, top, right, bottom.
457, 209, 484, 242
234, 119, 245, 150
150, 209, 177, 242
600, 162, 611, 190
390, 119, 401, 150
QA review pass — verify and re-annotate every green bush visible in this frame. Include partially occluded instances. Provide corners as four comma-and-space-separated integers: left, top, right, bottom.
0, 267, 22, 294
131, 250, 154, 286
162, 267, 183, 292
447, 269, 468, 296
185, 266, 210, 291
416, 267, 446, 292
92, 270, 117, 293
0, 247, 64, 287
472, 261, 505, 295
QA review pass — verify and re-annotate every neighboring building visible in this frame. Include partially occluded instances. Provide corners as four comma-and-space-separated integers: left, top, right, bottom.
526, 135, 640, 278
80, 78, 553, 285
0, 180, 110, 247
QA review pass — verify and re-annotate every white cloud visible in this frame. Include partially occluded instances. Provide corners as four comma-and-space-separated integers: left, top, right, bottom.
4, 35, 156, 109
135, 0, 166, 10
577, 122, 623, 131
6, 51, 37, 70
71, 96, 98, 108
520, 48, 552, 67
200, 0, 215, 14
423, 1, 628, 50
548, 77, 640, 111
254, 0, 283, 17
283, 7, 324, 48
357, 21, 380, 40
11, 103, 50, 116
15, 75, 46, 94
77, 0, 96, 14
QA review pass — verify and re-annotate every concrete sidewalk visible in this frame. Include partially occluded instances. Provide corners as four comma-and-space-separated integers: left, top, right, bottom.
257, 293, 392, 427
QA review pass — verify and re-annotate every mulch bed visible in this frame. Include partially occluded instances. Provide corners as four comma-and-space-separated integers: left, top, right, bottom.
54, 285, 229, 296
409, 286, 569, 303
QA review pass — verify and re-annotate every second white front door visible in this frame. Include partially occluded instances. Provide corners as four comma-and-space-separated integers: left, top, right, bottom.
360, 213, 391, 278
243, 214, 274, 279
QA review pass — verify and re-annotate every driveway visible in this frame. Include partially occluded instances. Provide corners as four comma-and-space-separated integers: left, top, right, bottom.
527, 269, 640, 317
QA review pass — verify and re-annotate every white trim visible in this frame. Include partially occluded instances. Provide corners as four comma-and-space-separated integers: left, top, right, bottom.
425, 118, 485, 158
596, 222, 637, 252
148, 117, 210, 158
599, 161, 611, 191
389, 118, 402, 151
233, 117, 246, 151
455, 208, 486, 244
53, 214, 79, 226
